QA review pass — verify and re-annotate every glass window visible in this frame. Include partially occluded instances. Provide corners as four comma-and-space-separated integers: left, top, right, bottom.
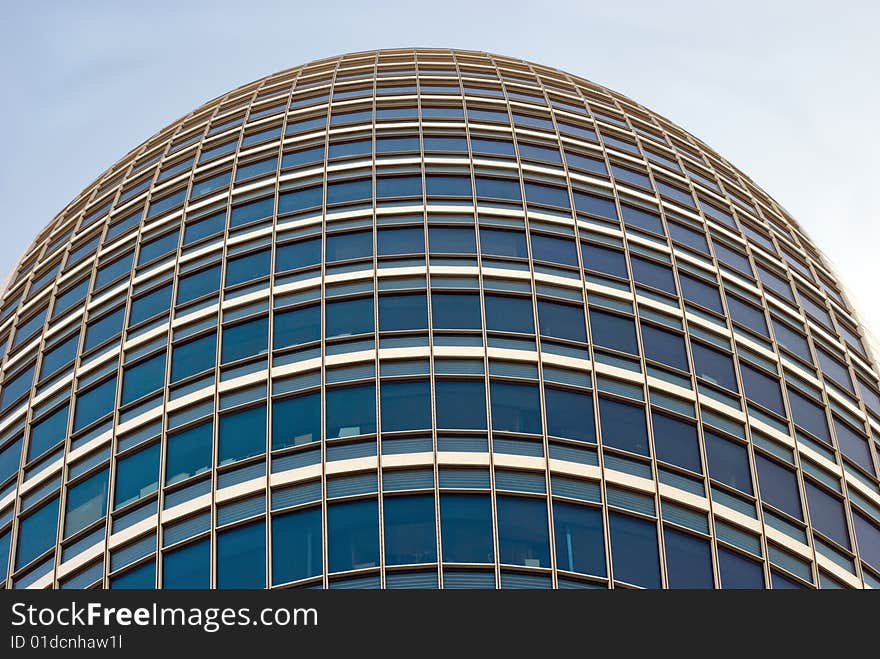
599, 396, 649, 456
581, 243, 628, 278
40, 333, 79, 379
718, 547, 764, 588
122, 352, 166, 405
163, 538, 210, 588
183, 211, 226, 245
218, 405, 266, 465
431, 292, 481, 330
94, 251, 134, 289
641, 324, 687, 371
328, 499, 379, 572
384, 494, 437, 565
177, 264, 221, 305
376, 136, 419, 154
440, 493, 494, 563
276, 237, 321, 272
630, 256, 676, 295
64, 468, 108, 537
497, 495, 550, 567
679, 273, 723, 313
491, 381, 542, 435
28, 405, 69, 460
282, 146, 325, 169
691, 342, 738, 392
609, 512, 660, 588
111, 561, 155, 589
330, 139, 371, 159
575, 192, 618, 221
538, 300, 586, 343
727, 296, 769, 337
755, 454, 802, 520
229, 197, 274, 228
378, 227, 424, 256
326, 297, 374, 338
272, 392, 320, 449
272, 507, 322, 584
17, 496, 59, 568
668, 221, 709, 254
565, 151, 607, 175
129, 284, 172, 326
485, 295, 534, 334
479, 228, 527, 258
739, 363, 784, 415
553, 502, 605, 576
326, 383, 376, 438
429, 226, 476, 254
589, 309, 637, 355
426, 175, 472, 197
115, 442, 160, 508
222, 316, 268, 364
0, 436, 22, 484
664, 527, 713, 588
520, 143, 562, 162
524, 182, 570, 209
278, 185, 323, 215
652, 410, 701, 472
274, 304, 320, 349
788, 389, 830, 443
771, 318, 812, 363
171, 332, 216, 382
475, 177, 521, 201
471, 138, 515, 156
805, 482, 850, 549
376, 175, 422, 198
833, 418, 874, 473
545, 386, 595, 443
435, 380, 487, 430
235, 157, 277, 182
165, 421, 213, 486
326, 230, 372, 262
853, 511, 880, 572
381, 380, 431, 432
327, 178, 372, 205
225, 249, 270, 287
705, 431, 752, 494
84, 306, 125, 351
531, 234, 578, 267
74, 376, 117, 432
138, 229, 179, 265
379, 293, 428, 331
217, 520, 266, 588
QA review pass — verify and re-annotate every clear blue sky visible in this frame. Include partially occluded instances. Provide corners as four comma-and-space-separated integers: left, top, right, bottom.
1, 0, 878, 342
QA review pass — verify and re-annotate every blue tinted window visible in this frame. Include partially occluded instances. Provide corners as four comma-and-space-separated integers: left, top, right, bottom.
422, 136, 467, 151
545, 386, 594, 442
853, 512, 880, 573
679, 273, 723, 313
652, 411, 701, 473
599, 397, 649, 456
183, 211, 226, 245
631, 256, 676, 295
327, 178, 372, 205
326, 230, 372, 262
326, 297, 373, 338
226, 249, 270, 287
74, 376, 117, 431
171, 332, 216, 382
714, 242, 752, 276
129, 285, 172, 326
718, 547, 763, 588
0, 531, 9, 581
497, 495, 550, 567
218, 520, 265, 588
727, 296, 769, 337
163, 538, 210, 588
485, 295, 534, 334
641, 324, 688, 371
525, 182, 570, 209
218, 405, 266, 465
52, 278, 89, 317
94, 252, 134, 290
440, 494, 494, 563
668, 221, 710, 254
330, 139, 371, 159
274, 304, 320, 348
479, 228, 527, 258
378, 227, 424, 256
426, 175, 472, 196
276, 237, 322, 271
272, 392, 320, 449
138, 229, 179, 265
788, 389, 830, 443
278, 185, 323, 215
235, 157, 277, 181
740, 363, 784, 415
621, 205, 662, 233
581, 243, 627, 278
376, 176, 421, 198
435, 380, 487, 429
40, 334, 79, 379
147, 188, 185, 218
229, 197, 274, 228
177, 265, 221, 305
664, 527, 713, 588
834, 418, 874, 473
554, 502, 606, 576
705, 431, 752, 494
431, 292, 481, 330
222, 316, 268, 363
429, 226, 476, 254
538, 300, 586, 343
0, 437, 22, 484
805, 481, 850, 549
17, 496, 59, 568
165, 422, 213, 485
282, 146, 324, 169
531, 233, 578, 266
28, 404, 68, 459
589, 309, 637, 354
755, 454, 801, 520
771, 318, 811, 362
376, 136, 419, 153
64, 468, 108, 537
573, 192, 617, 220
519, 143, 562, 162
111, 561, 155, 589
609, 512, 660, 588
381, 380, 431, 431
691, 342, 738, 391
491, 381, 542, 435
328, 499, 379, 572
475, 177, 521, 201
326, 383, 376, 438
384, 495, 437, 565
115, 442, 160, 508
379, 293, 428, 331
273, 507, 322, 584
565, 151, 607, 174
122, 352, 166, 405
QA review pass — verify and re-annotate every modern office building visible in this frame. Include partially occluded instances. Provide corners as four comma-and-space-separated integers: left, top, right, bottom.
1, 49, 879, 590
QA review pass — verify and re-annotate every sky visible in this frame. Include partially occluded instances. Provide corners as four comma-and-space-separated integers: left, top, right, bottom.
1, 0, 878, 348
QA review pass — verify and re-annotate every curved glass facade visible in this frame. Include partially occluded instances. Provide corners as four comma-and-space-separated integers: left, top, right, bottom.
1, 48, 880, 590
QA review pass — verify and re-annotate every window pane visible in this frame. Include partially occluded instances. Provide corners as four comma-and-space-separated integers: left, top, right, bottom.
691, 342, 738, 392
740, 363, 784, 415
326, 383, 376, 438
581, 243, 627, 278
805, 482, 850, 549
74, 376, 117, 431
381, 380, 431, 431
553, 502, 605, 576
431, 292, 482, 330
491, 381, 542, 434
165, 421, 213, 486
376, 175, 421, 198
272, 392, 320, 449
326, 297, 374, 338
111, 561, 155, 589
485, 295, 534, 334
429, 226, 476, 254
229, 197, 273, 228
163, 538, 210, 589
679, 273, 723, 313
531, 234, 577, 266
225, 249, 271, 287
544, 386, 595, 442
475, 177, 521, 201
327, 178, 372, 205
272, 507, 322, 584
538, 300, 586, 343
218, 405, 266, 465
326, 230, 372, 262
664, 527, 713, 588
718, 547, 764, 588
222, 316, 268, 363
426, 175, 472, 197
217, 520, 266, 588
129, 285, 172, 325
589, 309, 637, 354
599, 397, 649, 456
755, 454, 802, 520
497, 495, 550, 567
64, 468, 109, 537
383, 494, 437, 565
122, 352, 166, 405
631, 256, 676, 295
609, 512, 660, 588
440, 493, 494, 563
328, 499, 379, 572
652, 411, 701, 473
276, 237, 322, 272
17, 496, 59, 568
705, 431, 752, 494
28, 405, 69, 460
274, 304, 321, 349
115, 442, 160, 507
176, 265, 221, 305
378, 227, 424, 256
435, 380, 487, 430
171, 332, 216, 382
379, 293, 428, 331
480, 228, 527, 258
641, 324, 688, 371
